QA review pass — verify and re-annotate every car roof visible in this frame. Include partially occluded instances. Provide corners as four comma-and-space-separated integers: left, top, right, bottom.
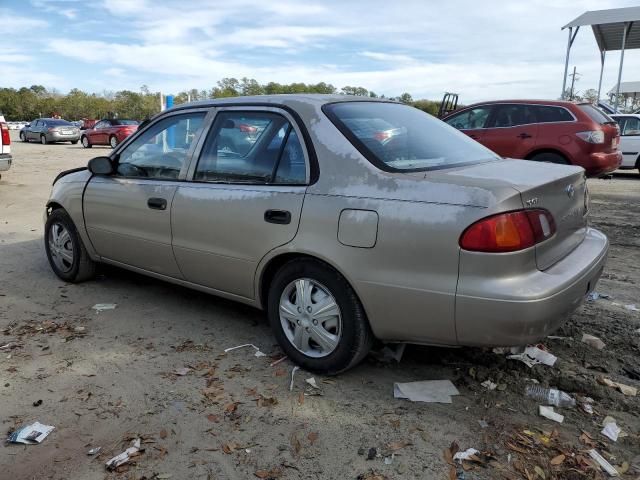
458, 99, 581, 109
168, 94, 394, 112
611, 113, 640, 117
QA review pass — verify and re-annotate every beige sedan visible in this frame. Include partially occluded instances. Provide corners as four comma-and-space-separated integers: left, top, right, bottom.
44, 95, 608, 374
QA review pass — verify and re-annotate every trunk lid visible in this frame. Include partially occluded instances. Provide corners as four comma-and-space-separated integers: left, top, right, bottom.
424, 158, 588, 270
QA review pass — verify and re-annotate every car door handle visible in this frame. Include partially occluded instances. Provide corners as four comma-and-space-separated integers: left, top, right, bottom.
517, 133, 532, 139
147, 197, 167, 210
264, 209, 291, 225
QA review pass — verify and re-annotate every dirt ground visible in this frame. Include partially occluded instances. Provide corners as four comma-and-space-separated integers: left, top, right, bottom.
1, 131, 639, 480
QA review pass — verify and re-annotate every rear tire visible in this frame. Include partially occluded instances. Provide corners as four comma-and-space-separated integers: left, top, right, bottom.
109, 135, 118, 149
40, 135, 48, 145
81, 136, 92, 148
267, 258, 373, 375
20, 132, 27, 142
44, 209, 96, 283
530, 152, 568, 164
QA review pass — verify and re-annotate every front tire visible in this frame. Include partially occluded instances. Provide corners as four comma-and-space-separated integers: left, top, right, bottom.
40, 135, 48, 145
45, 209, 96, 283
530, 152, 568, 164
20, 132, 27, 142
267, 259, 373, 375
81, 136, 92, 148
109, 135, 118, 149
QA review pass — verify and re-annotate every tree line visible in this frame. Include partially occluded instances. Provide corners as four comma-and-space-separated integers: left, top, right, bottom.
0, 79, 440, 121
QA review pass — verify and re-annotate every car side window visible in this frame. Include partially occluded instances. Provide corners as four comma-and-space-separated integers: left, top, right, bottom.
491, 104, 533, 127
116, 112, 206, 180
530, 106, 574, 123
622, 117, 640, 135
194, 111, 307, 184
445, 107, 491, 130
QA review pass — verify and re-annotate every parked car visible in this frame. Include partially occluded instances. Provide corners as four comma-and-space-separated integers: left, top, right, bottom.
442, 100, 622, 177
610, 114, 640, 175
81, 119, 98, 130
0, 114, 12, 178
45, 95, 608, 374
81, 119, 139, 149
20, 118, 80, 144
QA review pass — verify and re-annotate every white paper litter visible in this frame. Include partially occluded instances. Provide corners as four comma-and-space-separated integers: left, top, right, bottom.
478, 420, 489, 428
481, 380, 497, 390
7, 422, 54, 444
105, 438, 141, 471
453, 448, 479, 462
393, 380, 460, 404
224, 343, 266, 357
625, 304, 639, 312
92, 303, 117, 312
289, 366, 299, 391
173, 367, 191, 376
589, 449, 619, 476
305, 377, 319, 389
507, 346, 557, 367
87, 447, 101, 455
601, 416, 622, 442
539, 405, 564, 423
581, 333, 605, 350
588, 292, 611, 301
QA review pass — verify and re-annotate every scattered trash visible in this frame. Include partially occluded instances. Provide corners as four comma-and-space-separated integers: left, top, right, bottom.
305, 377, 319, 389
32, 399, 42, 407
538, 405, 564, 423
269, 356, 287, 367
289, 366, 299, 391
601, 417, 622, 442
393, 380, 459, 404
105, 438, 141, 471
92, 303, 117, 312
370, 343, 406, 363
366, 447, 377, 460
588, 292, 611, 301
7, 422, 54, 444
453, 448, 479, 462
581, 402, 594, 415
598, 377, 638, 396
624, 304, 639, 312
507, 346, 557, 367
383, 455, 394, 465
481, 380, 497, 390
524, 385, 576, 407
224, 343, 266, 357
477, 420, 488, 429
87, 446, 101, 455
172, 367, 191, 376
589, 449, 619, 476
581, 333, 605, 350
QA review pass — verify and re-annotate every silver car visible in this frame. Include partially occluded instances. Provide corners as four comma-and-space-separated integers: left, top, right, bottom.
20, 118, 80, 144
44, 95, 608, 374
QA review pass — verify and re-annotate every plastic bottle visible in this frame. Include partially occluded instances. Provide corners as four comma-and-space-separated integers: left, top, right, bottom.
524, 385, 576, 408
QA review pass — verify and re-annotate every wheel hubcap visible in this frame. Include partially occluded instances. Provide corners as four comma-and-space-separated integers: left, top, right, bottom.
279, 278, 342, 358
48, 223, 74, 273
110, 137, 117, 148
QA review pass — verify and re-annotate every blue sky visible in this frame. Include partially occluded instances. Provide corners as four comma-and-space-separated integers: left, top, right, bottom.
3, 0, 640, 102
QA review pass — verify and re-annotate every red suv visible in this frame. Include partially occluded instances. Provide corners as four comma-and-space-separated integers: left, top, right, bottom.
442, 100, 622, 177
81, 118, 139, 149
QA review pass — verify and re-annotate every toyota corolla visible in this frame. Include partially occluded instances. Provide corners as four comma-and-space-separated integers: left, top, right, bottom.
44, 95, 608, 374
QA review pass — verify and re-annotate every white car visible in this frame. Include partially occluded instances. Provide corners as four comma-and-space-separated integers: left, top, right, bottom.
611, 114, 640, 174
0, 114, 12, 178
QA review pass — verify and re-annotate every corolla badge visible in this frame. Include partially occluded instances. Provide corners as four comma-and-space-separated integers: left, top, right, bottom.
565, 184, 575, 198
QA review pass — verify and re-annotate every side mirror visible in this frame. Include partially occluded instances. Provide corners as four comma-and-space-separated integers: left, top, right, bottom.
88, 156, 114, 175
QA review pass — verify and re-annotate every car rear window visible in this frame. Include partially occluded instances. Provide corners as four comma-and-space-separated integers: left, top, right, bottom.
47, 120, 73, 126
112, 119, 139, 126
323, 102, 498, 172
578, 104, 614, 124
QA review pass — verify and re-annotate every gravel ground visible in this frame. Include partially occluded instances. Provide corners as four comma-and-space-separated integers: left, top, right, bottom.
1, 131, 639, 479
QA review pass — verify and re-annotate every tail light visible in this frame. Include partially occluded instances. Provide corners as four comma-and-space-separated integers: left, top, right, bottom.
460, 209, 556, 253
576, 130, 605, 144
0, 122, 9, 145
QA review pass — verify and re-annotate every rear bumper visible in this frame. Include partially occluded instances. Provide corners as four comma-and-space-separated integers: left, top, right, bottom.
455, 228, 608, 346
583, 151, 622, 177
0, 153, 12, 171
47, 132, 80, 142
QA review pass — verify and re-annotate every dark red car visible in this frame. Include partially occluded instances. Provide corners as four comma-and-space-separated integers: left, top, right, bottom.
442, 100, 622, 177
81, 119, 139, 149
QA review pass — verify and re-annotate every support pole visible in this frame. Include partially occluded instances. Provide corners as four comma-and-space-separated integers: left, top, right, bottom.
561, 27, 580, 99
614, 22, 631, 113
597, 50, 606, 103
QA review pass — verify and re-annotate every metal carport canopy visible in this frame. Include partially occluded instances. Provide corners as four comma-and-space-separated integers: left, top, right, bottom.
561, 7, 640, 111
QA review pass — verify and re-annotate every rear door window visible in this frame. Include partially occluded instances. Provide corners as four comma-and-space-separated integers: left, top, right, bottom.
490, 104, 534, 127
444, 106, 492, 130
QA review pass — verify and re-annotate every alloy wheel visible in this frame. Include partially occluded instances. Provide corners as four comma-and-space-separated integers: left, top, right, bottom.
110, 136, 118, 148
48, 222, 74, 273
279, 278, 342, 358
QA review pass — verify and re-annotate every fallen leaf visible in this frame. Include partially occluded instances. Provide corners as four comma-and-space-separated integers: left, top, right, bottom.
550, 454, 565, 465
297, 392, 304, 405
307, 432, 319, 444
534, 465, 546, 479
388, 440, 411, 451
274, 369, 286, 377
207, 414, 219, 423
159, 429, 168, 439
224, 402, 238, 413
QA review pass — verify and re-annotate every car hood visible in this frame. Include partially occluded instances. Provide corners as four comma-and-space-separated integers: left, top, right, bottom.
53, 168, 90, 185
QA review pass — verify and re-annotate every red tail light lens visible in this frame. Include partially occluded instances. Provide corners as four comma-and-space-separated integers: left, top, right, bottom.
460, 209, 556, 253
0, 122, 10, 145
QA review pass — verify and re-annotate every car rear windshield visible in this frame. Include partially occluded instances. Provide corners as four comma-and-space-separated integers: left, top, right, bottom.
112, 119, 139, 125
578, 104, 615, 124
47, 120, 73, 126
323, 102, 498, 172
